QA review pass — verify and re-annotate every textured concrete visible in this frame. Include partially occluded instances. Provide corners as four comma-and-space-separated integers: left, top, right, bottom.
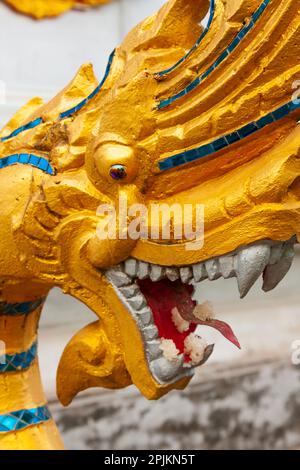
52, 360, 300, 450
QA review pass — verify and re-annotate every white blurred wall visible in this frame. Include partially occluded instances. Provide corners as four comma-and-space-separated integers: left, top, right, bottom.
0, 0, 165, 125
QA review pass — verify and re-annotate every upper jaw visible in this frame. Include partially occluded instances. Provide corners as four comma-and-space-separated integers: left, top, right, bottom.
105, 236, 296, 386
124, 236, 296, 297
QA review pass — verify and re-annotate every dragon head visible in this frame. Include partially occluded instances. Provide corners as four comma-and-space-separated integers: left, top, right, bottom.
2, 0, 300, 405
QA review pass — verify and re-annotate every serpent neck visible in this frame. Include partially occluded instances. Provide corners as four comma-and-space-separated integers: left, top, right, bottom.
0, 298, 64, 450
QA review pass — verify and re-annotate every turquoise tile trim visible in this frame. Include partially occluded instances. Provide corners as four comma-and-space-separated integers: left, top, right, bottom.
0, 49, 115, 143
0, 298, 44, 317
157, 0, 215, 77
158, 0, 272, 109
0, 406, 51, 433
0, 341, 37, 373
158, 99, 300, 171
60, 49, 115, 119
0, 118, 43, 143
0, 154, 55, 175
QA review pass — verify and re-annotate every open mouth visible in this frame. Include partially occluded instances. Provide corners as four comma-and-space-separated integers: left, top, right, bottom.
106, 236, 296, 385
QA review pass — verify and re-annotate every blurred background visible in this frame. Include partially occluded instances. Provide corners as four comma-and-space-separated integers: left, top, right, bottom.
1, 0, 300, 450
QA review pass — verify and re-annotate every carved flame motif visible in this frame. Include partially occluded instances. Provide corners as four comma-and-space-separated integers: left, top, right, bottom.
4, 0, 112, 19
0, 0, 299, 449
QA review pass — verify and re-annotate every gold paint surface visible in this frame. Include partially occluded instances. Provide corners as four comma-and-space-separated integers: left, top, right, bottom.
0, 362, 47, 414
4, 0, 112, 19
0, 421, 64, 450
0, 310, 40, 354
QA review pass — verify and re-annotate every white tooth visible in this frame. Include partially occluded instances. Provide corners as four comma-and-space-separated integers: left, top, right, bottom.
180, 267, 192, 283
143, 325, 159, 341
205, 259, 221, 281
219, 255, 235, 279
128, 295, 147, 311
137, 261, 149, 280
146, 340, 162, 360
269, 243, 284, 265
236, 244, 271, 298
184, 333, 207, 365
136, 307, 153, 326
107, 269, 132, 287
192, 263, 207, 282
120, 284, 139, 298
172, 307, 190, 333
151, 355, 185, 382
119, 263, 125, 272
201, 344, 215, 365
263, 243, 295, 292
160, 338, 180, 362
150, 265, 164, 282
124, 259, 137, 278
183, 344, 215, 368
193, 301, 214, 322
166, 267, 179, 281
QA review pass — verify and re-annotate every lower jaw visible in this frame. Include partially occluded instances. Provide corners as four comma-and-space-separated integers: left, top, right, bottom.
105, 235, 297, 386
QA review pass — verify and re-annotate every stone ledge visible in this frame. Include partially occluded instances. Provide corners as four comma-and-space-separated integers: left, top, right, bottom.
51, 359, 300, 450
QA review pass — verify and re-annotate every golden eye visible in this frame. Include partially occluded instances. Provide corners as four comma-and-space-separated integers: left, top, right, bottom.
94, 142, 138, 183
109, 164, 127, 180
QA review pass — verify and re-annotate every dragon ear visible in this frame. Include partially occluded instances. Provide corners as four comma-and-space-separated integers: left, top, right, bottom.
0, 97, 44, 139
155, 0, 210, 41
122, 0, 210, 52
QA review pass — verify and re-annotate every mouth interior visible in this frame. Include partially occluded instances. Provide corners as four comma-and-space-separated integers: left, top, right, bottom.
138, 278, 240, 364
106, 237, 296, 379
138, 279, 197, 362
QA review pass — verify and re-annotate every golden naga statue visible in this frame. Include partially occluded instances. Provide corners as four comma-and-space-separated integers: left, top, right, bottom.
0, 0, 299, 450
4, 0, 112, 19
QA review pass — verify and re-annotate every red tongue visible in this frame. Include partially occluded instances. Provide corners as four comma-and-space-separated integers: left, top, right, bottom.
194, 319, 241, 349
167, 280, 241, 350
138, 278, 241, 350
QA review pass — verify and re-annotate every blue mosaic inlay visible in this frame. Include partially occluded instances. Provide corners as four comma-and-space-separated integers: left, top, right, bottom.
0, 50, 115, 143
157, 0, 215, 77
0, 154, 55, 175
158, 0, 272, 109
0, 118, 43, 143
0, 341, 37, 373
0, 298, 44, 317
0, 406, 51, 433
158, 99, 300, 171
60, 49, 115, 119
